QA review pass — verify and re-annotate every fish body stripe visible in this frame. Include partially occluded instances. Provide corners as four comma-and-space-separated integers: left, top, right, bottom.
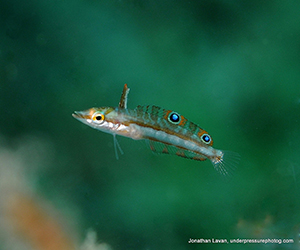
118, 106, 213, 146
101, 108, 216, 159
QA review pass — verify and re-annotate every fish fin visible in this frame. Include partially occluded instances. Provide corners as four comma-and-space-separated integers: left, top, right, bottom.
118, 84, 130, 109
210, 150, 240, 176
135, 106, 211, 146
113, 134, 124, 160
148, 140, 207, 161
135, 105, 165, 116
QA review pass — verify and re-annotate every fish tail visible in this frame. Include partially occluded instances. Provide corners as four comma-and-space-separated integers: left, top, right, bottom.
210, 150, 240, 176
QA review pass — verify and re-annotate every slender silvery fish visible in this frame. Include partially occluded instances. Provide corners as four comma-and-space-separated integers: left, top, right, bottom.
73, 84, 239, 175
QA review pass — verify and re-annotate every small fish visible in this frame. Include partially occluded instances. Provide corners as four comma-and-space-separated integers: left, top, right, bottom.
73, 84, 239, 175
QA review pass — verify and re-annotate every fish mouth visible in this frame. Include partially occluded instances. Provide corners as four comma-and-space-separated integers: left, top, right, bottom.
72, 110, 91, 120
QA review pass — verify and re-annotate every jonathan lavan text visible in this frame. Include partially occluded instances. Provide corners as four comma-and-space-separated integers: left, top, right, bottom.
188, 238, 228, 244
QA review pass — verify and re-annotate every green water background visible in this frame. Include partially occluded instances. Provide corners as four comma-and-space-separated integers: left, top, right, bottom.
0, 1, 300, 249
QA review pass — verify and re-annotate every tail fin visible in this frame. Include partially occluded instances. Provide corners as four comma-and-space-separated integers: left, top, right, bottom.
210, 150, 240, 176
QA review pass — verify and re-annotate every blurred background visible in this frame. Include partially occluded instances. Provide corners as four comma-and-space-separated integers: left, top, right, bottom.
0, 0, 300, 249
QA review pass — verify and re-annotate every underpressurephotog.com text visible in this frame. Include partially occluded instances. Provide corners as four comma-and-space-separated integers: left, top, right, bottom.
188, 238, 294, 244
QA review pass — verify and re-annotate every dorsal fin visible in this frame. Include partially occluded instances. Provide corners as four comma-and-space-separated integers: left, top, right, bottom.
135, 105, 165, 116
118, 84, 130, 109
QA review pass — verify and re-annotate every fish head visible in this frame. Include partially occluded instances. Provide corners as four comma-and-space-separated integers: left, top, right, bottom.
72, 107, 116, 130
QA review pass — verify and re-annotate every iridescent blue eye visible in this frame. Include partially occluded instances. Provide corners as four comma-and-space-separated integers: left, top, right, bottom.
168, 112, 181, 124
201, 134, 211, 144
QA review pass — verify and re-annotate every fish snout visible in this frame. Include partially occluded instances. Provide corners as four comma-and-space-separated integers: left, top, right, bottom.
72, 110, 91, 120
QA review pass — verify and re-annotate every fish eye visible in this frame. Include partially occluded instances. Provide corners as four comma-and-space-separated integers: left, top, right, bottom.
201, 134, 211, 144
92, 112, 105, 124
168, 112, 181, 124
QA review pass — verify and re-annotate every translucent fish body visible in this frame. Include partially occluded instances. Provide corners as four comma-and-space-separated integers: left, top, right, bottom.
73, 84, 239, 175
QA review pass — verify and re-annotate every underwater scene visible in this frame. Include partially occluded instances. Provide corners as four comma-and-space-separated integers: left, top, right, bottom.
0, 1, 300, 249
